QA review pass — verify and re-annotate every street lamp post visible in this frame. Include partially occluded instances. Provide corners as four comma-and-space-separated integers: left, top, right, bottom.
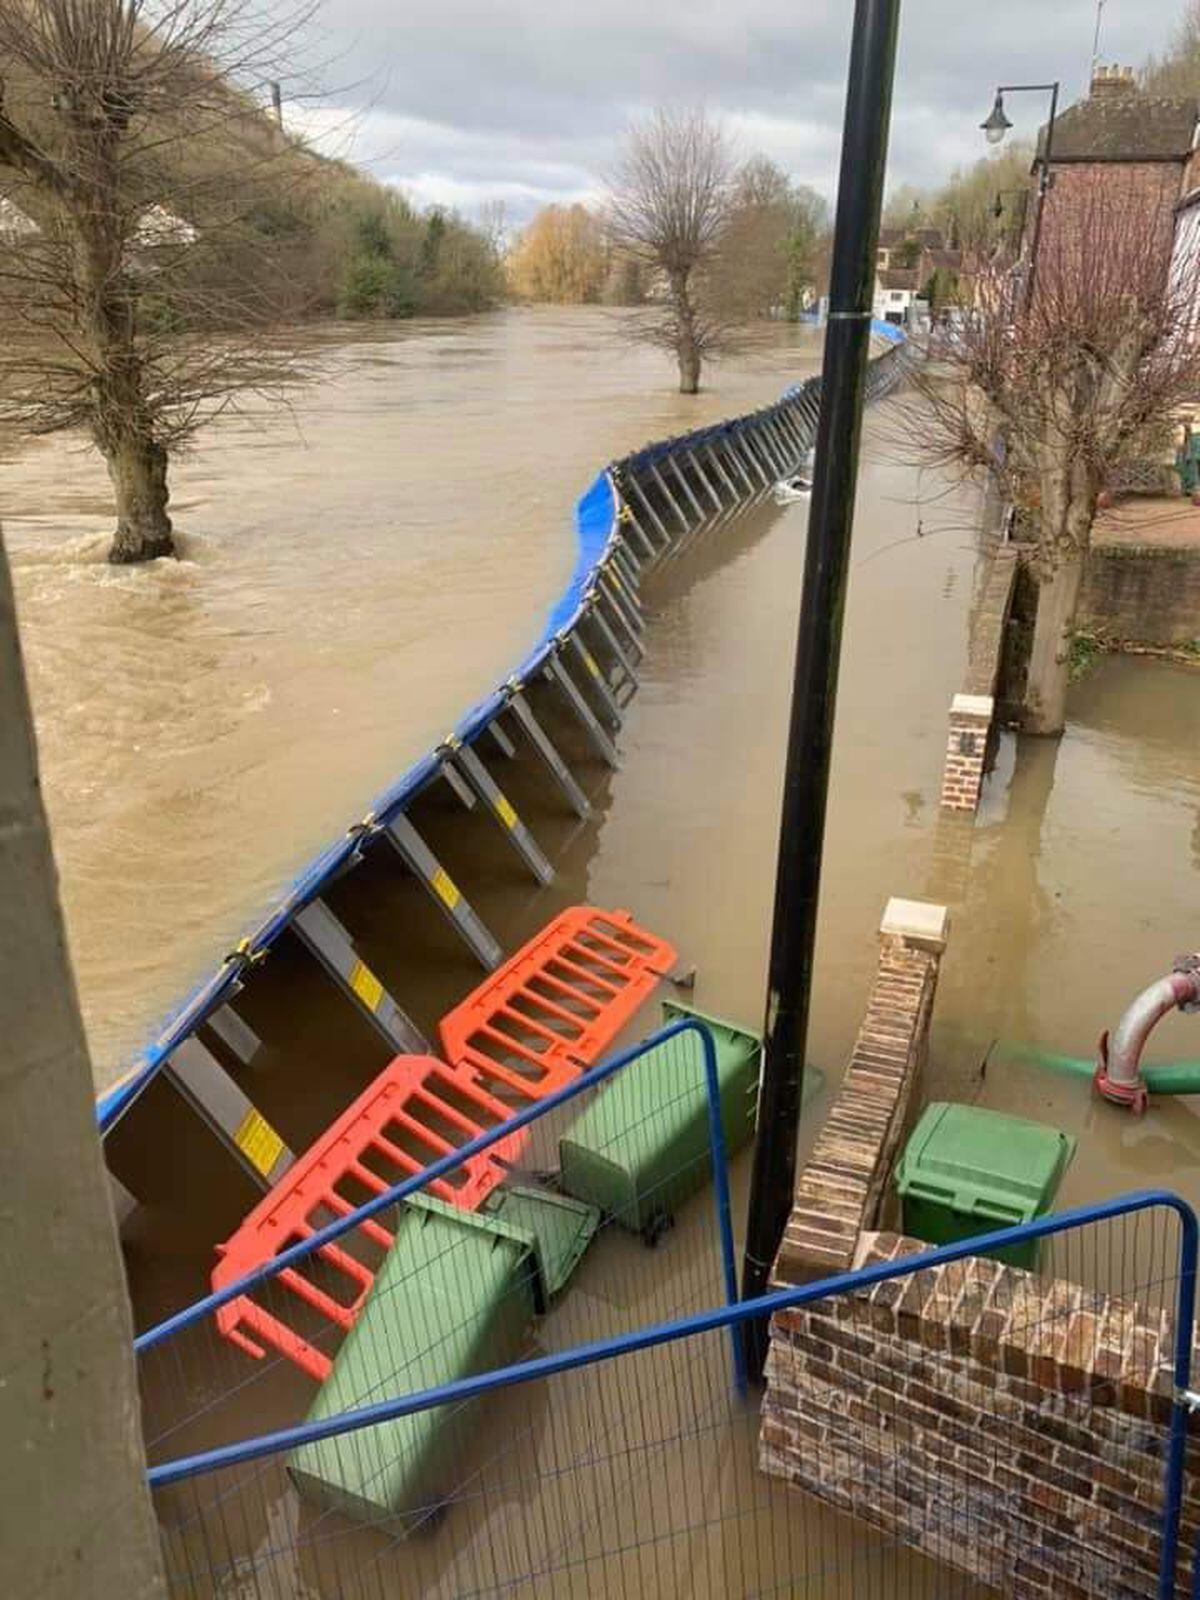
980, 81, 1060, 311
739, 0, 902, 1383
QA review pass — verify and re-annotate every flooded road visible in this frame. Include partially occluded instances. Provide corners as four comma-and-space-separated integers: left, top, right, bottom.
4, 309, 822, 1090
10, 300, 1197, 1251
9, 304, 1200, 1595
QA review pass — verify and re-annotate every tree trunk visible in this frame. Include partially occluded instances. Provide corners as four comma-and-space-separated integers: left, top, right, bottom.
104, 433, 175, 564
670, 269, 702, 394
677, 337, 701, 395
1024, 551, 1086, 736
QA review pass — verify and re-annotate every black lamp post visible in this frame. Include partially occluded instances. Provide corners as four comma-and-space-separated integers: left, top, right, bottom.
739, 0, 902, 1382
981, 81, 1060, 310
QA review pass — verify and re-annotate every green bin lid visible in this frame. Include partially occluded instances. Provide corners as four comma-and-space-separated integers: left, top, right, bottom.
894, 1102, 1076, 1224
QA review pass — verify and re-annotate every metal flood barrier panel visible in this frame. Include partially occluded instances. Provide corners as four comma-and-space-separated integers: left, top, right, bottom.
97, 327, 911, 1198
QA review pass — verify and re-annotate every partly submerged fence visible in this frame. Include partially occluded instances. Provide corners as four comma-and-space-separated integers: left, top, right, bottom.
98, 327, 910, 1207
137, 1018, 752, 1590
141, 1161, 1198, 1597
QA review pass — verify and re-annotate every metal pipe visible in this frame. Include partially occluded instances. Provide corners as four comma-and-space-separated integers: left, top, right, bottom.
741, 0, 901, 1382
1095, 957, 1200, 1113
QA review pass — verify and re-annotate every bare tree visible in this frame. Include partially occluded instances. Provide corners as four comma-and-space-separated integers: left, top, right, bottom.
0, 0, 313, 563
709, 156, 829, 322
909, 173, 1200, 733
605, 107, 735, 394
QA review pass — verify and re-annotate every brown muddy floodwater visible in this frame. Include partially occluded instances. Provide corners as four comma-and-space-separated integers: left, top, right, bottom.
8, 306, 1200, 1596
4, 308, 822, 1092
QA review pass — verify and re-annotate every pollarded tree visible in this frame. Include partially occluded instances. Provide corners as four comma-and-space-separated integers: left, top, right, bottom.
605, 107, 735, 394
0, 0, 311, 563
911, 172, 1200, 733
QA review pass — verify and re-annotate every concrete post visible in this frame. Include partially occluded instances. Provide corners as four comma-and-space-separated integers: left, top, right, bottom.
0, 533, 165, 1598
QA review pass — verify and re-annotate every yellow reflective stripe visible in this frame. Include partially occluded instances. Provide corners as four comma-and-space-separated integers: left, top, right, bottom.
349, 959, 384, 1013
234, 1109, 284, 1177
431, 866, 461, 910
580, 648, 601, 679
495, 793, 518, 830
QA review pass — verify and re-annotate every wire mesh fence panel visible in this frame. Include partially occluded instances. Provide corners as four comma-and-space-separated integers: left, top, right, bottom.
155, 1325, 990, 1600
142, 1021, 750, 1589
147, 1182, 1197, 1597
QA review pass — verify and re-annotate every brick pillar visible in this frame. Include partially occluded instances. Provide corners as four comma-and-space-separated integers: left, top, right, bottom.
770, 897, 949, 1288
940, 693, 993, 813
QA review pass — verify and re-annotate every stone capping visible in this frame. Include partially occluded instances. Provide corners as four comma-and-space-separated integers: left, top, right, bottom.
939, 545, 1019, 815
771, 900, 947, 1289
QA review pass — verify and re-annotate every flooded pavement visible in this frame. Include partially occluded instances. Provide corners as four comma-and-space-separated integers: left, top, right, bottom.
935, 655, 1200, 1222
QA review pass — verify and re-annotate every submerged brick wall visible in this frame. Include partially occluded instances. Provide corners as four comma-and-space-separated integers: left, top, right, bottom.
763, 1231, 1197, 1598
939, 547, 1019, 814
1081, 545, 1200, 648
772, 898, 948, 1288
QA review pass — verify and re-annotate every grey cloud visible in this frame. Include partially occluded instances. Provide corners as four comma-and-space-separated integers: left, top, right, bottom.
300, 0, 1175, 221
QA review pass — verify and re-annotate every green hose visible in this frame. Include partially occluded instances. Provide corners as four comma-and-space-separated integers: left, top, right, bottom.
1001, 1041, 1200, 1096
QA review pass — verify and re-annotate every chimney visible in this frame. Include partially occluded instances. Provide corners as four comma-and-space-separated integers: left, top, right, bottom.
1090, 63, 1138, 99
270, 81, 283, 128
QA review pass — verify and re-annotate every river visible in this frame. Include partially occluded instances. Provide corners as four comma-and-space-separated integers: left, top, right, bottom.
4, 309, 822, 1093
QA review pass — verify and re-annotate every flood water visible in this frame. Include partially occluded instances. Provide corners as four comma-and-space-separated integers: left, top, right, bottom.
8, 306, 1200, 1595
4, 309, 823, 1093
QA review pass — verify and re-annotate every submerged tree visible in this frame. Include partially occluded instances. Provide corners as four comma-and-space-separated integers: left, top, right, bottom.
0, 0, 311, 563
909, 175, 1200, 734
605, 107, 735, 394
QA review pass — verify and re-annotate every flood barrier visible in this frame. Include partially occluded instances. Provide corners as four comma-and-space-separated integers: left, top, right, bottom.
99, 326, 910, 1216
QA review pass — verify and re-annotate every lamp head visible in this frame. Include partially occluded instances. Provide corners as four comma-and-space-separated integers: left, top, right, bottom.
981, 92, 1013, 145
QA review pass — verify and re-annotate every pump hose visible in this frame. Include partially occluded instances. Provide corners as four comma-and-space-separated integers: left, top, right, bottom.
1002, 1041, 1200, 1096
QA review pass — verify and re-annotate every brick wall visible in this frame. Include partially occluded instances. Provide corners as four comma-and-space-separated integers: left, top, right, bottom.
939, 547, 1018, 814
772, 899, 948, 1288
1081, 545, 1200, 647
1038, 163, 1183, 280
762, 1230, 1197, 1598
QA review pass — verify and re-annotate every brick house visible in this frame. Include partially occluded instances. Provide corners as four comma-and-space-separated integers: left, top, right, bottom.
1031, 65, 1199, 280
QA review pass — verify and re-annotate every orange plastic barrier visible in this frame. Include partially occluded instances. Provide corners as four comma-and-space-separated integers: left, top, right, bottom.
212, 1056, 517, 1380
438, 907, 677, 1105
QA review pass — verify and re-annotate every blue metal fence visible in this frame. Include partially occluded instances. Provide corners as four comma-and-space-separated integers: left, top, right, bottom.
140, 1060, 1197, 1599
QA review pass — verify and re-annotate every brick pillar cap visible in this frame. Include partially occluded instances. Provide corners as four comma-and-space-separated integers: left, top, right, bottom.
950, 692, 993, 720
879, 897, 949, 953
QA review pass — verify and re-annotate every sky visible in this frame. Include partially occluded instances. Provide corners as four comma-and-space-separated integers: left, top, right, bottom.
291, 0, 1183, 225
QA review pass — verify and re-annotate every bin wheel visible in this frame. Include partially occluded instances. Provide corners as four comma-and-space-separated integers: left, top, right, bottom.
641, 1208, 674, 1248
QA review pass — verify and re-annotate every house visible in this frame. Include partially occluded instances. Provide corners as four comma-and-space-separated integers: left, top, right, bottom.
1031, 65, 1199, 276
873, 223, 965, 323
873, 267, 922, 325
